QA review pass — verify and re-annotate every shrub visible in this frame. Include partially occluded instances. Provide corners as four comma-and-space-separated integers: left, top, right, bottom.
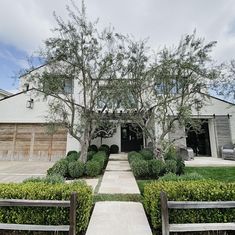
128, 151, 144, 163
99, 144, 110, 155
23, 174, 65, 184
92, 154, 106, 169
158, 172, 204, 181
143, 180, 235, 231
139, 148, 154, 160
131, 160, 149, 178
88, 145, 98, 152
68, 161, 85, 178
65, 151, 80, 162
67, 150, 78, 156
85, 160, 101, 177
110, 144, 119, 154
87, 151, 96, 161
165, 160, 177, 173
0, 181, 92, 233
164, 146, 178, 160
47, 159, 69, 177
176, 156, 185, 175
148, 159, 165, 178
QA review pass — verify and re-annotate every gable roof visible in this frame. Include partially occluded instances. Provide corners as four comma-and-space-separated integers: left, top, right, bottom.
200, 92, 235, 106
0, 89, 12, 97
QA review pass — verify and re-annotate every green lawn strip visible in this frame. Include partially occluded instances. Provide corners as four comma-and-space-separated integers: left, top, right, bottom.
185, 167, 235, 182
93, 193, 142, 203
137, 180, 155, 195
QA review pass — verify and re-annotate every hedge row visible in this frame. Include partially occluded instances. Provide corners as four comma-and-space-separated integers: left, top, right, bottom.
128, 151, 184, 179
88, 144, 119, 154
0, 181, 92, 233
143, 180, 235, 231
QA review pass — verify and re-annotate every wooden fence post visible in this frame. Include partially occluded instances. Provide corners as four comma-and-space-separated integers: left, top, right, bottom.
160, 191, 170, 235
69, 192, 77, 235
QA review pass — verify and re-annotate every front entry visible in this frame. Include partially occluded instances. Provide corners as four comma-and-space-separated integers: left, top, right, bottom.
121, 123, 143, 152
186, 119, 211, 156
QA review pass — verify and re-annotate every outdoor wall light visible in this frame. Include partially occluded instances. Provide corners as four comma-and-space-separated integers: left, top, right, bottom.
26, 99, 34, 109
213, 114, 216, 119
227, 114, 230, 119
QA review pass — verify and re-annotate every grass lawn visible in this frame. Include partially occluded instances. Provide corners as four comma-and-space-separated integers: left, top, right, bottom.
137, 167, 235, 194
185, 166, 235, 182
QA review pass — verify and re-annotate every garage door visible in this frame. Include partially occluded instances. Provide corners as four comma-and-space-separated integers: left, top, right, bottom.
0, 124, 67, 161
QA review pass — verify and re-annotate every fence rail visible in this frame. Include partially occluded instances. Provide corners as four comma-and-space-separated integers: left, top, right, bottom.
0, 192, 77, 235
160, 191, 235, 235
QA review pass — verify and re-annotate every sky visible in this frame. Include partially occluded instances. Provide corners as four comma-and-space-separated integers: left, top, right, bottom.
0, 0, 235, 93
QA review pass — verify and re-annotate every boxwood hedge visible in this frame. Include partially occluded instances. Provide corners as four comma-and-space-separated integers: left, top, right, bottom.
143, 180, 235, 231
0, 181, 92, 234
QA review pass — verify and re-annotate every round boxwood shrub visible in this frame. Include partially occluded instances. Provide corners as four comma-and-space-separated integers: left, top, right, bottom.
67, 150, 78, 156
65, 152, 80, 162
110, 144, 119, 154
165, 160, 177, 174
131, 160, 149, 178
68, 161, 85, 178
139, 148, 154, 160
128, 151, 144, 163
99, 144, 110, 155
148, 159, 165, 178
47, 159, 68, 177
87, 151, 96, 161
92, 155, 105, 169
85, 161, 101, 177
88, 145, 98, 152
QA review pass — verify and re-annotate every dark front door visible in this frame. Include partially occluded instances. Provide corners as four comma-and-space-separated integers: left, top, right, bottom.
121, 123, 143, 152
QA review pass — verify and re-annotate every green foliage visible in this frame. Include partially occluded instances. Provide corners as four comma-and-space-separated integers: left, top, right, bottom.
67, 150, 78, 156
176, 156, 185, 175
128, 151, 144, 163
110, 144, 119, 154
68, 161, 85, 178
23, 174, 65, 184
92, 154, 106, 169
87, 151, 96, 161
47, 159, 69, 177
88, 145, 98, 152
148, 159, 165, 178
65, 151, 80, 162
131, 160, 149, 178
159, 172, 204, 181
99, 144, 110, 155
165, 159, 177, 174
85, 161, 101, 177
94, 194, 141, 203
143, 180, 235, 230
0, 181, 92, 233
139, 148, 154, 160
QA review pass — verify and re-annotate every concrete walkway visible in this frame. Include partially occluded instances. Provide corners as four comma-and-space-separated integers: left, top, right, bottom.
185, 157, 235, 167
86, 153, 152, 235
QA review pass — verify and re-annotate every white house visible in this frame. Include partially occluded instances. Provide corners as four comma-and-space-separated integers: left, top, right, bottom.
0, 65, 235, 161
0, 89, 12, 99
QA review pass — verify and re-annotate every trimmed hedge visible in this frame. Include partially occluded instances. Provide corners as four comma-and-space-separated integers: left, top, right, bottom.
88, 145, 98, 152
131, 160, 149, 178
66, 152, 80, 162
99, 144, 110, 155
85, 160, 101, 177
128, 151, 144, 163
47, 159, 68, 177
110, 144, 119, 154
0, 181, 92, 233
68, 161, 85, 178
139, 148, 154, 160
143, 180, 235, 231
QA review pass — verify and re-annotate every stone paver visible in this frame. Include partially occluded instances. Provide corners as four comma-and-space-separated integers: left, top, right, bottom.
186, 157, 235, 167
85, 201, 152, 235
106, 160, 131, 171
98, 171, 140, 194
109, 153, 128, 161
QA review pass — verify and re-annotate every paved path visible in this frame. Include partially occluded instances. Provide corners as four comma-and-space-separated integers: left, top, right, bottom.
186, 157, 235, 167
86, 153, 152, 235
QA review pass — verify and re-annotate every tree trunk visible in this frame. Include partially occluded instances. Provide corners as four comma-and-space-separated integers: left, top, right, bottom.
80, 128, 90, 162
153, 139, 165, 162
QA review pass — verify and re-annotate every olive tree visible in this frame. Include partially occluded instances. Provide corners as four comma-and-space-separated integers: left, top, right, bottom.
24, 1, 128, 161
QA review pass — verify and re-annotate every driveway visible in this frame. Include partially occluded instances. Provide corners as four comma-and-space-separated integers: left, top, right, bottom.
0, 161, 54, 183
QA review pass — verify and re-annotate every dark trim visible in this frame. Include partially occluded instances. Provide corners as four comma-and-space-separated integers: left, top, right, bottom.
0, 89, 33, 101
200, 92, 235, 105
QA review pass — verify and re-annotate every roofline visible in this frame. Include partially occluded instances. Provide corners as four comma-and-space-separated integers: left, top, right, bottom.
0, 89, 13, 96
200, 92, 235, 105
0, 89, 33, 101
19, 63, 48, 78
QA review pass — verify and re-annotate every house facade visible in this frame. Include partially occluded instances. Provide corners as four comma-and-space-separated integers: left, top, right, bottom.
0, 68, 235, 161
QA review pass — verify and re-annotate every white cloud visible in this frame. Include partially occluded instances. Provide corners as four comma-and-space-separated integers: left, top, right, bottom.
0, 0, 235, 62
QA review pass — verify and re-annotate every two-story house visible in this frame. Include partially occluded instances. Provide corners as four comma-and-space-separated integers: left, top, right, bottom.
0, 64, 235, 161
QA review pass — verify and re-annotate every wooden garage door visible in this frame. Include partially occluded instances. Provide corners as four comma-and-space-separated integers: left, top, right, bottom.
0, 124, 67, 161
